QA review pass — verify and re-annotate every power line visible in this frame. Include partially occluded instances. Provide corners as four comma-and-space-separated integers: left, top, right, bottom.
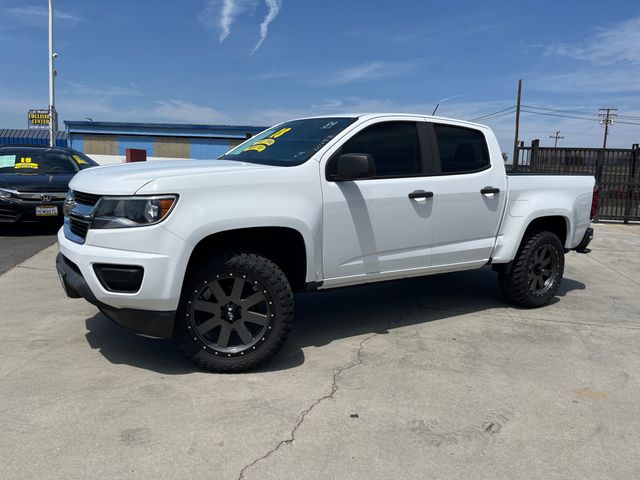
522, 105, 600, 118
524, 105, 640, 122
520, 109, 600, 121
470, 105, 516, 122
471, 104, 640, 126
472, 110, 516, 122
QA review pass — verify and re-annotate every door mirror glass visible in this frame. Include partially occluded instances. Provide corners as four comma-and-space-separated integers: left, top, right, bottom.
332, 153, 376, 181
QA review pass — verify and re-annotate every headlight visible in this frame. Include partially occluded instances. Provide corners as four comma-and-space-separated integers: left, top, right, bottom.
0, 188, 15, 199
91, 195, 177, 229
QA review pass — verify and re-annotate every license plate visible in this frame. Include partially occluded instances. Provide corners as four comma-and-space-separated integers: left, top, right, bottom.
36, 206, 58, 216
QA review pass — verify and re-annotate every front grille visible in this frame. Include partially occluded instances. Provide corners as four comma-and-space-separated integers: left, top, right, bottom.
74, 191, 102, 206
69, 217, 90, 239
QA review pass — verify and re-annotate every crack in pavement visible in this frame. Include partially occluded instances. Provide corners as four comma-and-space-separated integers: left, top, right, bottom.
15, 265, 56, 272
237, 306, 410, 480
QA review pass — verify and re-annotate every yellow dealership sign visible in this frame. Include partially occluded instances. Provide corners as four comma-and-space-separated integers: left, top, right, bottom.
28, 109, 51, 130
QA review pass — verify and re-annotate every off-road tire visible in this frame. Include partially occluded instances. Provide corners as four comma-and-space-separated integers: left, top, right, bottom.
175, 251, 294, 372
498, 230, 565, 308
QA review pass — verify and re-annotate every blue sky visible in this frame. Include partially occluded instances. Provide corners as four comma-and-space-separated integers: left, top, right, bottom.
1, 0, 639, 151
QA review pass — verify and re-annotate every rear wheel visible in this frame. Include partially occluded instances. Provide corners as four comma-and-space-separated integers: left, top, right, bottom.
498, 230, 565, 308
175, 251, 294, 372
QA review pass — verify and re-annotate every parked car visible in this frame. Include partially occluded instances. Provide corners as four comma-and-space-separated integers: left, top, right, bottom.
0, 145, 98, 223
56, 114, 596, 372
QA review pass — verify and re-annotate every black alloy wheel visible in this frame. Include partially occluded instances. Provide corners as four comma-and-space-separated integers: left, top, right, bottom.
527, 244, 558, 297
175, 251, 294, 372
498, 230, 565, 308
188, 273, 274, 357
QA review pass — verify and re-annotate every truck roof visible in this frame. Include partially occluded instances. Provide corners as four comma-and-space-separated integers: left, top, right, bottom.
284, 113, 488, 130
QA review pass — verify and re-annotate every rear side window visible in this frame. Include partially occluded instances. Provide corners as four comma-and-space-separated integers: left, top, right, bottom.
340, 121, 422, 177
434, 124, 490, 174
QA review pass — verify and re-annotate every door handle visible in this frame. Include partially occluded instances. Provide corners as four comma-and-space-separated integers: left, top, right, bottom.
408, 190, 434, 199
481, 187, 500, 195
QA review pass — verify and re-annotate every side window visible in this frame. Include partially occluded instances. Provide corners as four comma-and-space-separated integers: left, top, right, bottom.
434, 124, 490, 174
340, 121, 422, 177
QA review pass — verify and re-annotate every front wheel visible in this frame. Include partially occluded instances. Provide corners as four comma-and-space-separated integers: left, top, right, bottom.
175, 251, 294, 372
498, 231, 565, 308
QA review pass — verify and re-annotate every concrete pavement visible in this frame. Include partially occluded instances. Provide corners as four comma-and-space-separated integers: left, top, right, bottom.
0, 223, 639, 479
0, 222, 59, 274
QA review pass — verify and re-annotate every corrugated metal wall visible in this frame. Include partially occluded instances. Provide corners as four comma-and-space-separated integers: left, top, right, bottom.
65, 133, 249, 160
190, 138, 234, 159
0, 129, 68, 147
83, 134, 117, 155
155, 137, 190, 158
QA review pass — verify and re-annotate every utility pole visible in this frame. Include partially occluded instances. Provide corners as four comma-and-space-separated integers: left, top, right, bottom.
48, 0, 58, 147
512, 79, 522, 166
549, 131, 564, 148
599, 108, 617, 149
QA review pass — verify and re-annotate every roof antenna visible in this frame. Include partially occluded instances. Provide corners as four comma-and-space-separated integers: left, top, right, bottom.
431, 104, 439, 116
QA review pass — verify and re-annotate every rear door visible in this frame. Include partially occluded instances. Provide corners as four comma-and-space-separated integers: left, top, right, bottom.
429, 122, 507, 266
321, 118, 438, 281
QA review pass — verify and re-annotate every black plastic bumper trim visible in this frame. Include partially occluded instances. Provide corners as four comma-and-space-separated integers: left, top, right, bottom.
56, 253, 175, 338
575, 227, 594, 253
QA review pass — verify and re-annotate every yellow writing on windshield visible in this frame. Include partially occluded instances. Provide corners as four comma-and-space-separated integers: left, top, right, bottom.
244, 127, 292, 153
15, 157, 39, 169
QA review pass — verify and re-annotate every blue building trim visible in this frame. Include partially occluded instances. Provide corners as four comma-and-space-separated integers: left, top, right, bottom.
65, 121, 266, 139
117, 136, 155, 156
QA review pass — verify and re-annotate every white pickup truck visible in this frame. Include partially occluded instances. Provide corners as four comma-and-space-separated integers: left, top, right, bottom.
56, 114, 597, 372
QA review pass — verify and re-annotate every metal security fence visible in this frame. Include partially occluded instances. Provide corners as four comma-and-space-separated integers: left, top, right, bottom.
510, 140, 640, 222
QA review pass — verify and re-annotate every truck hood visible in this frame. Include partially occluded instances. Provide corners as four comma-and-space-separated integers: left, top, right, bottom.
69, 160, 273, 195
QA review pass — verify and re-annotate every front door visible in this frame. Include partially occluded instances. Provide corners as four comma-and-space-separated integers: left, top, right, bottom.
321, 119, 438, 282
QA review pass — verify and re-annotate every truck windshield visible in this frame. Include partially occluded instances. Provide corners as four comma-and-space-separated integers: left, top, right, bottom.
220, 117, 357, 166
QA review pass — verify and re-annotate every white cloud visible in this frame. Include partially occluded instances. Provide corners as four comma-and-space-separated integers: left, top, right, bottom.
5, 5, 80, 25
199, 0, 283, 51
64, 82, 143, 99
316, 61, 420, 86
252, 0, 283, 54
150, 100, 225, 123
199, 0, 257, 42
537, 16, 640, 95
547, 16, 640, 65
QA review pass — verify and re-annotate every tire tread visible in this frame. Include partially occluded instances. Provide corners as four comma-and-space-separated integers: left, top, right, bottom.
175, 251, 294, 373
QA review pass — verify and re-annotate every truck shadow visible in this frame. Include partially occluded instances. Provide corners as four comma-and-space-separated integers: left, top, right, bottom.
85, 266, 585, 375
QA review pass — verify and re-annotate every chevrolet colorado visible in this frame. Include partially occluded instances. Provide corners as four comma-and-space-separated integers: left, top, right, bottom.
56, 114, 596, 372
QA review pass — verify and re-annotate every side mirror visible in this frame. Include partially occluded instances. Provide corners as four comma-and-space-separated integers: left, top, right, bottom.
332, 153, 376, 181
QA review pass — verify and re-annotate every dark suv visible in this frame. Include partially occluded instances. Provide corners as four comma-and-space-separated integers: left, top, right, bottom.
0, 145, 98, 223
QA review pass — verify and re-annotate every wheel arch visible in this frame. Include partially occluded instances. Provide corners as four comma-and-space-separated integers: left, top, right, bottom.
522, 215, 569, 246
183, 226, 310, 292
492, 212, 572, 264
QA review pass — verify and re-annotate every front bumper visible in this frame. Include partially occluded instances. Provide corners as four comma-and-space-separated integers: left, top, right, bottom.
56, 253, 176, 338
0, 198, 64, 223
56, 224, 192, 338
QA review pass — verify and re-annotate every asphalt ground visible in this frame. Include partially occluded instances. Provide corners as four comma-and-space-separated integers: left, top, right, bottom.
0, 221, 60, 274
0, 223, 639, 480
